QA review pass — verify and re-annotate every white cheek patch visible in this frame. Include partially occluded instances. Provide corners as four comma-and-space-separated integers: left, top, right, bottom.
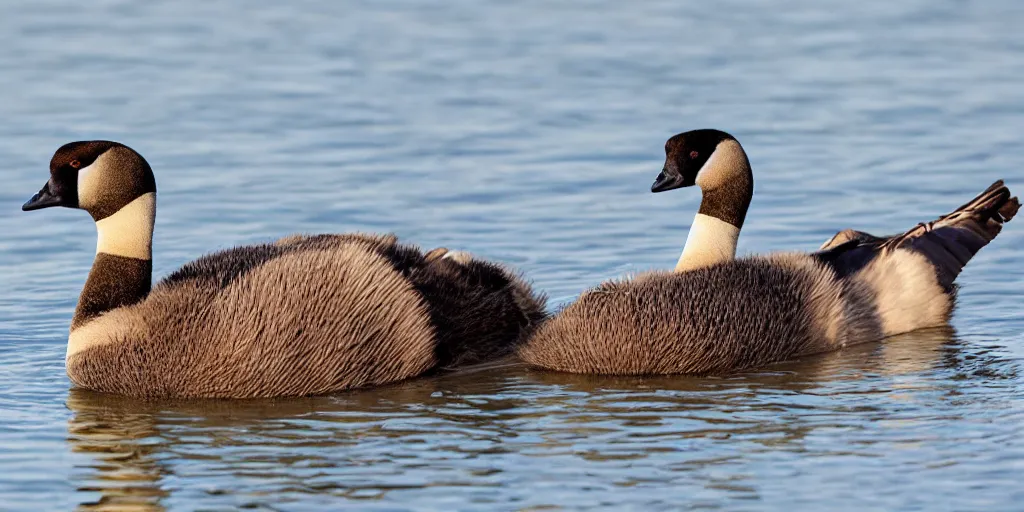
76, 160, 100, 209
694, 147, 718, 188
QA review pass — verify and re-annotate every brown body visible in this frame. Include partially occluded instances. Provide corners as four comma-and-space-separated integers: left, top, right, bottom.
520, 129, 1017, 375
69, 240, 437, 397
24, 141, 546, 399
70, 234, 545, 399
520, 253, 882, 374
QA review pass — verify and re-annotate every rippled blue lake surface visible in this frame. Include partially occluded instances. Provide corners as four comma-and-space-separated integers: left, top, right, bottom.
1, 0, 1023, 510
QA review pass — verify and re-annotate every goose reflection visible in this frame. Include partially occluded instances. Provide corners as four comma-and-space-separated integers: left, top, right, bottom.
64, 367, 532, 509
514, 327, 964, 460
66, 391, 167, 512
66, 328, 1000, 509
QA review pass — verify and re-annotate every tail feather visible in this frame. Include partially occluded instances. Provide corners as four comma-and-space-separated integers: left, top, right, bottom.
881, 181, 1018, 289
810, 181, 1016, 338
816, 181, 1018, 288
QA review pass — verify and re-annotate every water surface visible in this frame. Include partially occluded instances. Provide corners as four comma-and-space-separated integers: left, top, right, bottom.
1, 0, 1023, 510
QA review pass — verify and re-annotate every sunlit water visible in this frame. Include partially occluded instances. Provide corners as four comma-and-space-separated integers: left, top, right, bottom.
1, 0, 1023, 510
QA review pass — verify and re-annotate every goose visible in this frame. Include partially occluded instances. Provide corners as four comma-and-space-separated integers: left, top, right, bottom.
22, 141, 546, 398
518, 129, 1018, 375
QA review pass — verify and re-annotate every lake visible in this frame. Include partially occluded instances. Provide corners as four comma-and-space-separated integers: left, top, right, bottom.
1, 0, 1023, 510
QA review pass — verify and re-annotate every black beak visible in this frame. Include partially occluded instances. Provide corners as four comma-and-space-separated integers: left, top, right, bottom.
22, 182, 65, 211
651, 169, 688, 193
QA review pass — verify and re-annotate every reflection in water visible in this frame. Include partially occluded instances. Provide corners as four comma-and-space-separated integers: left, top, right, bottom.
518, 328, 963, 464
65, 327, 1011, 509
66, 394, 167, 511
66, 370, 535, 509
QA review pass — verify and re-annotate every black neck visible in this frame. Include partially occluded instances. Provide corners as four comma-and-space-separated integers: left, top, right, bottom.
697, 172, 753, 229
72, 253, 152, 329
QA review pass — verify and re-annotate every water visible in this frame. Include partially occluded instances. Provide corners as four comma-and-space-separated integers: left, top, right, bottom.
1, 0, 1023, 509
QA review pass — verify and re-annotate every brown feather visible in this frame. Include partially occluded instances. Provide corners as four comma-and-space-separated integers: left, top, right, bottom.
269, 233, 548, 367
68, 244, 438, 398
69, 235, 547, 398
519, 254, 865, 375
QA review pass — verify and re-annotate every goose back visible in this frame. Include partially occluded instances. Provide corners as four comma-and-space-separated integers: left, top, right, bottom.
519, 254, 878, 375
274, 233, 548, 367
68, 241, 439, 398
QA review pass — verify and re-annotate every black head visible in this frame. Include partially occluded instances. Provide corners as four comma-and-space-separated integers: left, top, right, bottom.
651, 129, 736, 193
23, 141, 156, 220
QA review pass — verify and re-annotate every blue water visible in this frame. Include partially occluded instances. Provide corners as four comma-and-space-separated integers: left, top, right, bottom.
1, 0, 1023, 510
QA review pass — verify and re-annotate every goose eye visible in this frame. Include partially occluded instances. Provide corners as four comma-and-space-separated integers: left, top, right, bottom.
69, 160, 81, 169
689, 151, 699, 159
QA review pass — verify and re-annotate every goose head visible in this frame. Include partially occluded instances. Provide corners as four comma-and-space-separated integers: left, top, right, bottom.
652, 129, 753, 230
652, 129, 748, 193
23, 141, 156, 221
653, 129, 754, 271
